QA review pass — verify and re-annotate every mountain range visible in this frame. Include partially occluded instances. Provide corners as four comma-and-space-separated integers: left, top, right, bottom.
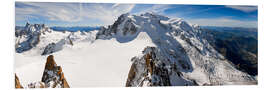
15, 12, 257, 88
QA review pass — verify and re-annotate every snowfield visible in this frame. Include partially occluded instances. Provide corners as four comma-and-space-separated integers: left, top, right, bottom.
15, 31, 156, 87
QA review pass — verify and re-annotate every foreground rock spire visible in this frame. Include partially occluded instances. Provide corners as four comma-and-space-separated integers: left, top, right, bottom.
15, 55, 70, 88
15, 74, 23, 89
41, 55, 70, 88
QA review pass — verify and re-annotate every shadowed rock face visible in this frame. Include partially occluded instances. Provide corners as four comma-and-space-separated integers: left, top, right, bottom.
15, 74, 23, 89
96, 13, 138, 40
41, 55, 70, 88
42, 43, 56, 55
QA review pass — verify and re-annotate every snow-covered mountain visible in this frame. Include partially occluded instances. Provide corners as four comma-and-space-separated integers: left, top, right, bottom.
15, 12, 256, 87
96, 12, 256, 86
15, 23, 50, 53
15, 23, 97, 55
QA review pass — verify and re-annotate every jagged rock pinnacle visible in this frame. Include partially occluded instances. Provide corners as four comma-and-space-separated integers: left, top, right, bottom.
15, 55, 70, 88
41, 55, 70, 88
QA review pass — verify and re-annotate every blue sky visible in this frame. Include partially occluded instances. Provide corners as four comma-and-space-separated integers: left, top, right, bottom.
15, 2, 258, 28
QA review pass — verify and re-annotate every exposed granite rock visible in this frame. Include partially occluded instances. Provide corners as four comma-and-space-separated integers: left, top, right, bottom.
15, 74, 23, 89
41, 55, 70, 88
15, 55, 70, 88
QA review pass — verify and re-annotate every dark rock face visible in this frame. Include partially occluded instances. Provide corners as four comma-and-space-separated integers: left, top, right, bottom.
96, 13, 138, 39
41, 55, 70, 88
144, 52, 171, 86
111, 13, 128, 34
122, 19, 137, 36
95, 14, 128, 39
126, 62, 137, 86
15, 74, 23, 89
96, 26, 111, 39
42, 43, 56, 55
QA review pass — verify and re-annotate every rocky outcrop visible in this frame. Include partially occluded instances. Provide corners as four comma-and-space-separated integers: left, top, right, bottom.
41, 55, 70, 88
126, 47, 195, 86
15, 55, 70, 88
15, 74, 23, 89
96, 13, 138, 39
42, 43, 56, 55
41, 38, 71, 55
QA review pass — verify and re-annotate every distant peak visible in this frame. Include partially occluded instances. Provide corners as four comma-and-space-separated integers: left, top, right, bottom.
141, 12, 156, 16
26, 22, 30, 25
25, 22, 30, 28
121, 13, 131, 16
24, 22, 47, 28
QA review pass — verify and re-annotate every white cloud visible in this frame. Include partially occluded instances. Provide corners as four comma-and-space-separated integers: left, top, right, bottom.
80, 3, 135, 25
187, 18, 257, 28
133, 4, 172, 15
16, 2, 82, 22
16, 3, 257, 27
15, 2, 135, 25
148, 4, 171, 13
225, 6, 257, 13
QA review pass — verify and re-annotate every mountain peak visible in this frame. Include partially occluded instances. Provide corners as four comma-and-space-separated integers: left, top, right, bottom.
96, 12, 193, 40
25, 22, 30, 28
95, 13, 256, 86
16, 23, 49, 53
24, 23, 47, 31
140, 12, 170, 20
